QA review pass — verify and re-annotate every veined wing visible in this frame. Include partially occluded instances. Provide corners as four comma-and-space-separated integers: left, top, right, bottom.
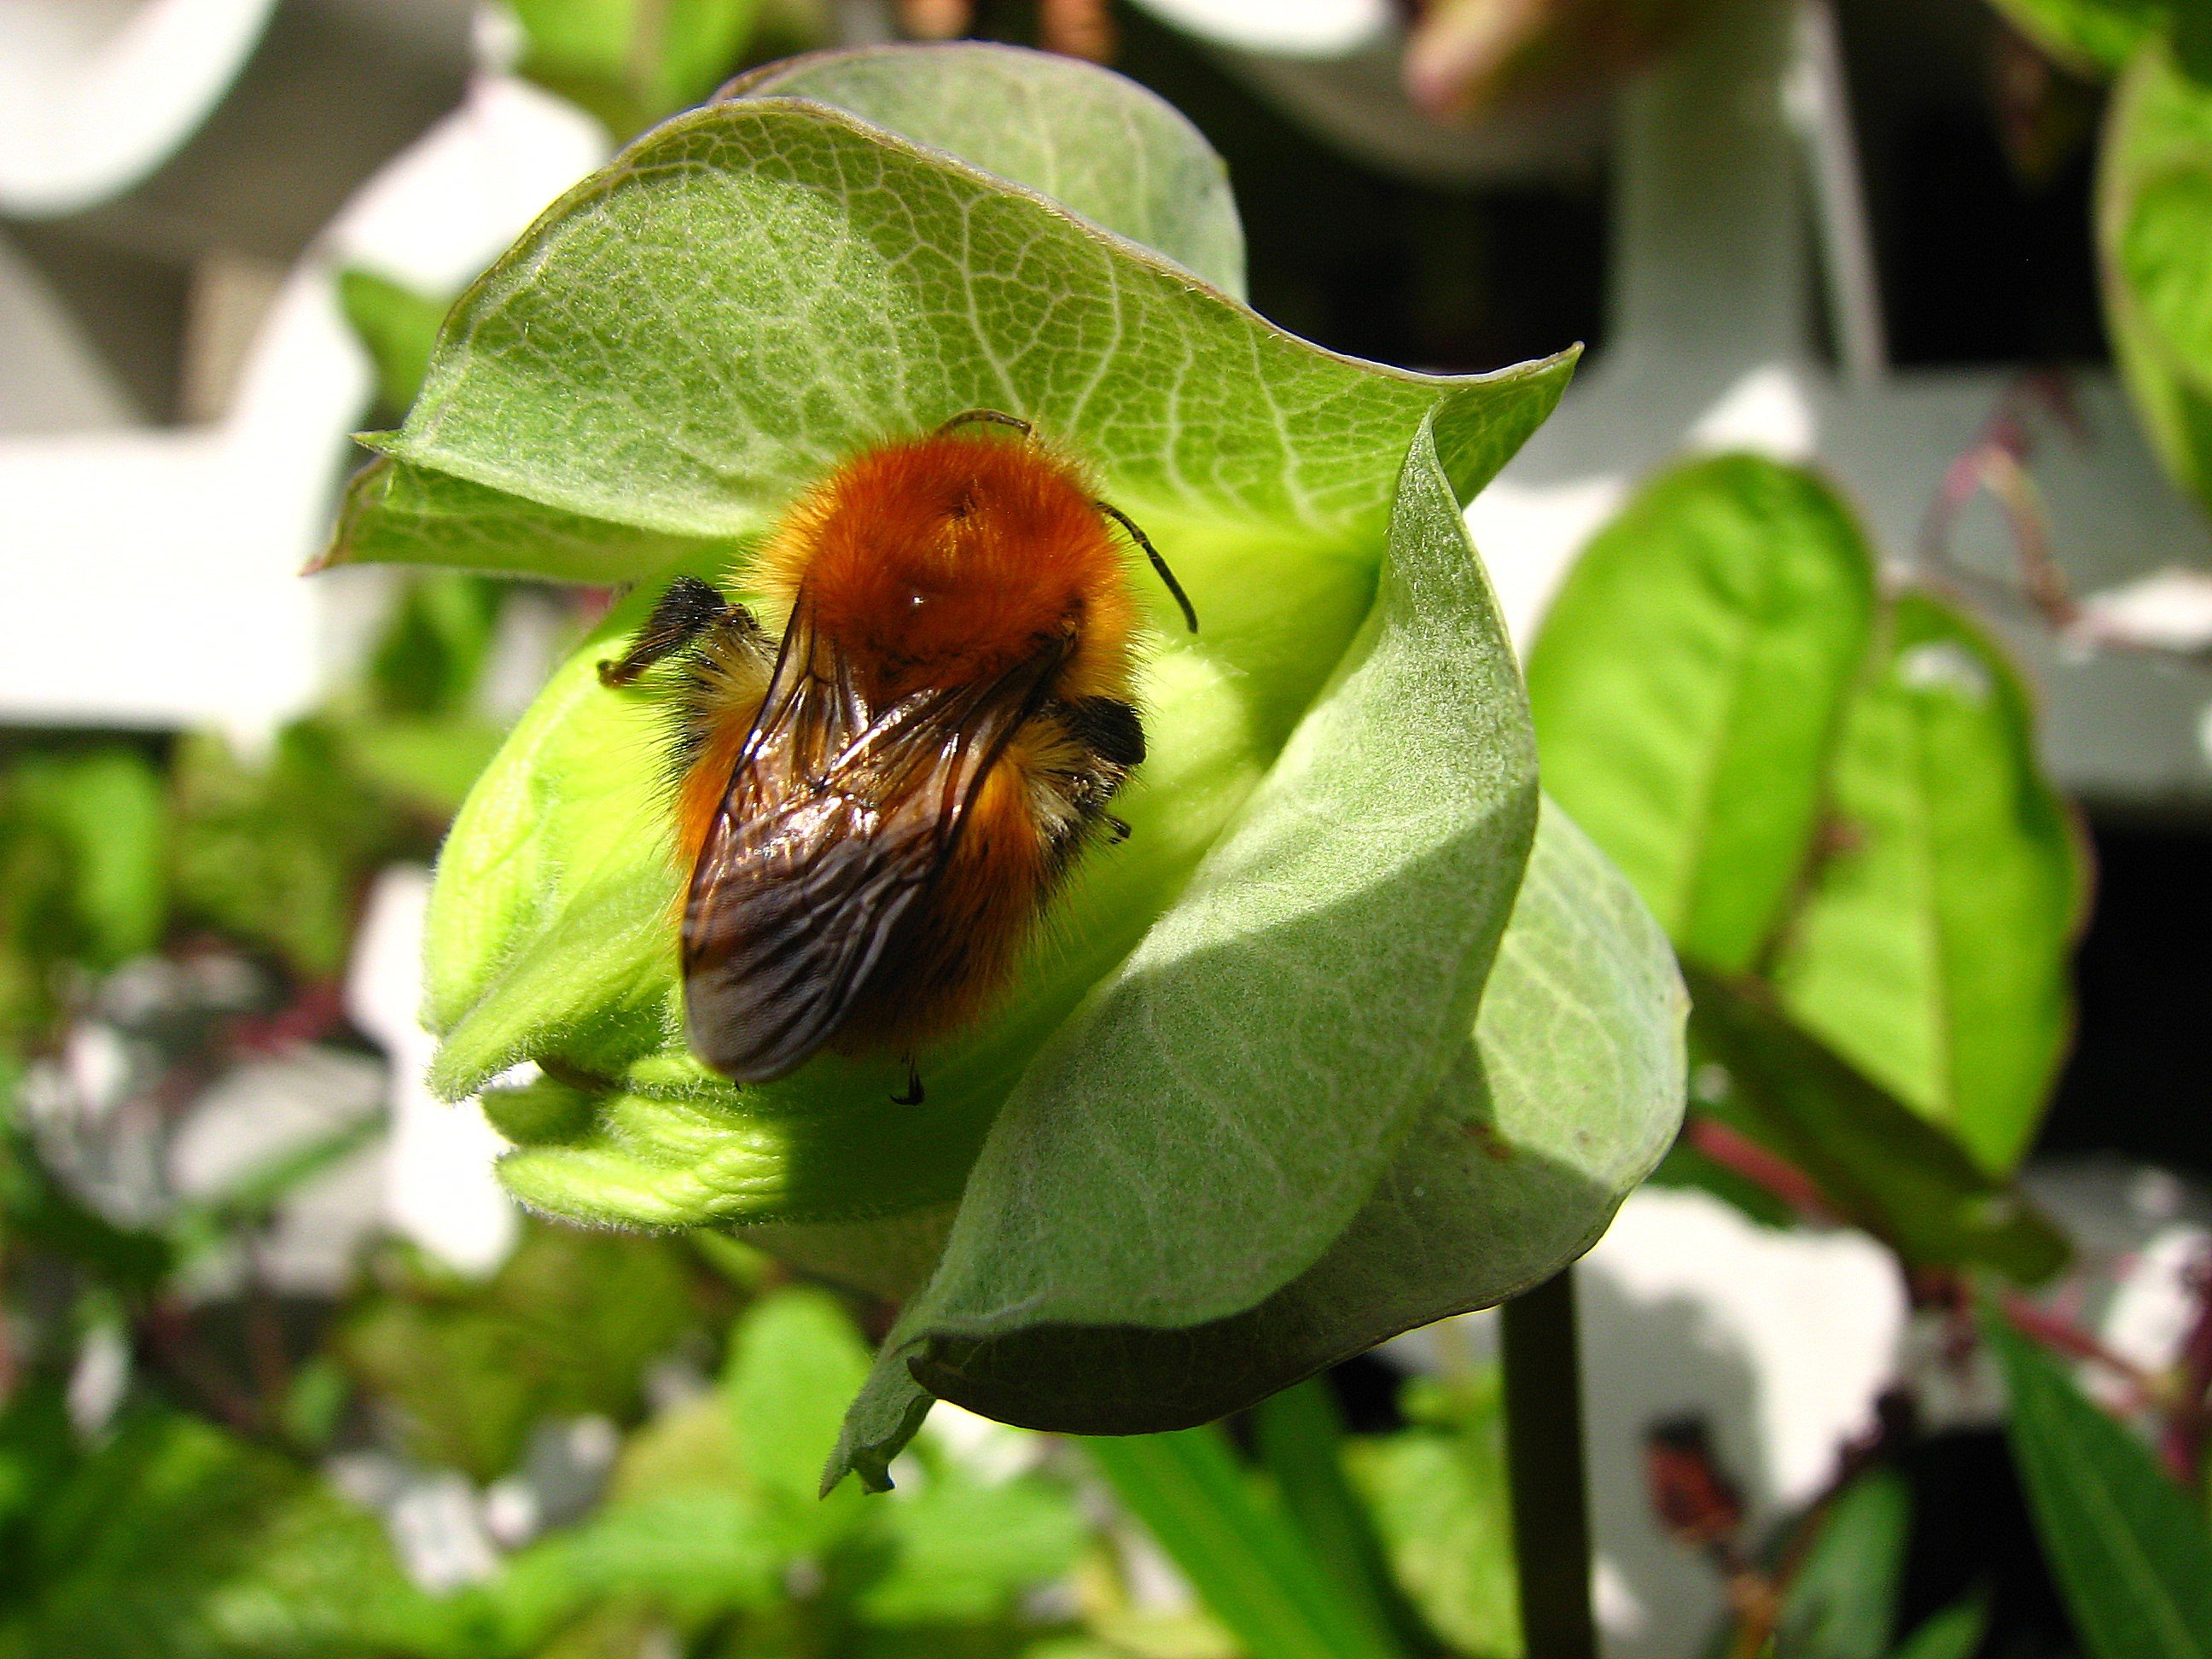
681, 603, 1063, 1083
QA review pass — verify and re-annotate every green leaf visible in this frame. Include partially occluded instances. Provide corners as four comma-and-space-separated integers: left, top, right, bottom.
1778, 1468, 1911, 1659
329, 69, 1570, 580
725, 42, 1248, 297
337, 268, 448, 424
339, 1221, 699, 1482
1983, 0, 2173, 77
856, 1472, 1089, 1627
1988, 1313, 2212, 1659
830, 794, 1684, 1482
11, 1410, 460, 1659
1346, 1370, 1519, 1659
1685, 968, 2068, 1278
324, 457, 734, 584
2100, 36, 2212, 511
510, 0, 760, 138
1889, 1595, 1991, 1659
724, 1287, 871, 1524
1084, 1427, 1406, 1659
1252, 1381, 1427, 1657
1528, 454, 1877, 975
2, 748, 168, 973
891, 407, 1535, 1334
1770, 593, 2087, 1175
170, 719, 411, 978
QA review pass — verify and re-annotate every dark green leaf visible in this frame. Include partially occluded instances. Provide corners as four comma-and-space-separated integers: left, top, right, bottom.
1778, 1468, 1910, 1659
1528, 453, 1877, 975
830, 794, 1682, 1480
12, 1410, 459, 1659
1889, 1594, 1991, 1659
1085, 1428, 1406, 1659
1771, 593, 2087, 1175
1990, 1313, 2212, 1659
1252, 1380, 1428, 1657
3, 748, 168, 972
1685, 969, 2069, 1279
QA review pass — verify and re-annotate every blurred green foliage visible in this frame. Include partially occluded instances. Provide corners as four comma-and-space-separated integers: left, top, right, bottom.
504, 0, 796, 139
340, 1223, 707, 1482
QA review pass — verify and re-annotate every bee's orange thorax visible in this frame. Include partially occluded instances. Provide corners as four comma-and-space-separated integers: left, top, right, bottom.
753, 430, 1138, 705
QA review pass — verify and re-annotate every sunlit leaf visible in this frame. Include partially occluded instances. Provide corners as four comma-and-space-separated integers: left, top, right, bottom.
2101, 35, 2212, 510
1345, 1370, 1520, 1659
1528, 453, 1877, 975
1983, 0, 2174, 76
1770, 594, 2087, 1176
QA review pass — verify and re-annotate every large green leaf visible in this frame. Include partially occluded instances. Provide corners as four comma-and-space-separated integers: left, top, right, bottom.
1685, 969, 2068, 1279
1527, 454, 1877, 975
1770, 594, 2086, 1175
2100, 35, 2212, 513
724, 42, 1247, 298
327, 77, 1570, 586
877, 410, 1537, 1336
829, 792, 1684, 1482
1989, 1315, 2212, 1659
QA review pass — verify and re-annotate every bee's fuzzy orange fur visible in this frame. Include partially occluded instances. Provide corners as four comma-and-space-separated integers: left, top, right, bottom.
674, 428, 1145, 1056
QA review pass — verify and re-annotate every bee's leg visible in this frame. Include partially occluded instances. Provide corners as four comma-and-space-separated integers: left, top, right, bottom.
891, 1060, 926, 1106
936, 409, 1033, 440
598, 575, 742, 687
1103, 814, 1132, 845
1094, 500, 1197, 634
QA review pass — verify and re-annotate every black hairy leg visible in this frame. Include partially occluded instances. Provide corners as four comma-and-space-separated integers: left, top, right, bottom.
599, 576, 752, 687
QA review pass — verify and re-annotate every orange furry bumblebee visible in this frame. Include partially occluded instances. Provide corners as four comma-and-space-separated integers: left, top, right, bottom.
598, 410, 1196, 1095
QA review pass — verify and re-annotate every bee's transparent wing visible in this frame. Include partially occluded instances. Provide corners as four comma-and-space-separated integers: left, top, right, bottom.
681, 605, 1060, 1083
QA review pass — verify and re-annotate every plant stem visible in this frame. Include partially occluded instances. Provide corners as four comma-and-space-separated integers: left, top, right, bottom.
1503, 1267, 1597, 1659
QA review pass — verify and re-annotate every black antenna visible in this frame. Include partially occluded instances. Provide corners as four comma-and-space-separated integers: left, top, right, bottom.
1095, 499, 1198, 634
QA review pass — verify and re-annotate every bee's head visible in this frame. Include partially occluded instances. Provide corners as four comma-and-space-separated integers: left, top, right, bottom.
779, 431, 1134, 702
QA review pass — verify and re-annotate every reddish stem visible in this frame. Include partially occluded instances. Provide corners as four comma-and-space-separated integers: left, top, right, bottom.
1685, 1115, 1836, 1223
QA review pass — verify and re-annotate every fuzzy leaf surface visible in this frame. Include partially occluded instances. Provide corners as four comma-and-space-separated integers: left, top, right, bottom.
328, 84, 1570, 584
722, 42, 1247, 297
829, 792, 1685, 1484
